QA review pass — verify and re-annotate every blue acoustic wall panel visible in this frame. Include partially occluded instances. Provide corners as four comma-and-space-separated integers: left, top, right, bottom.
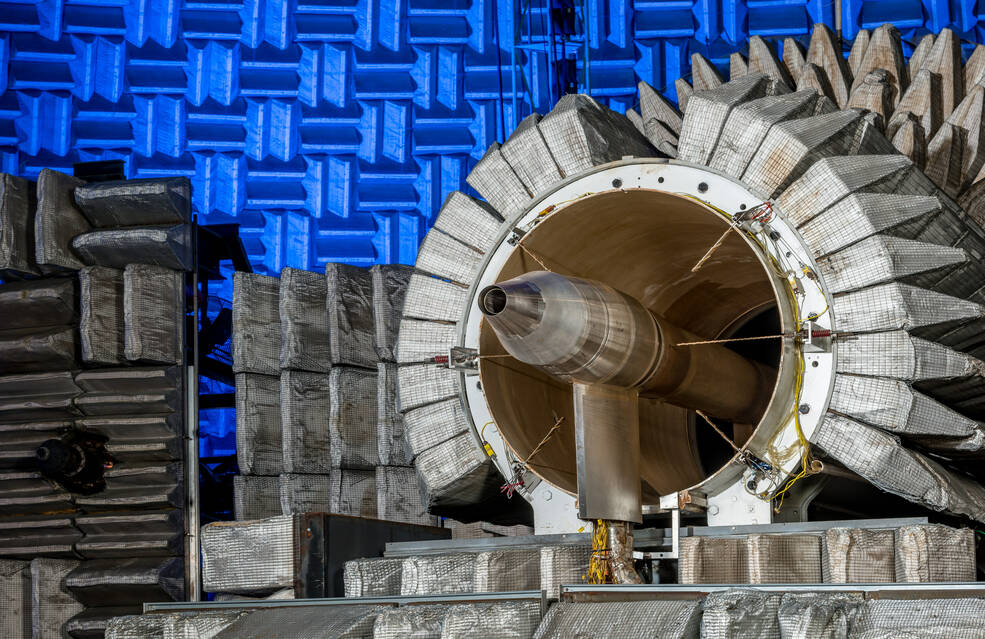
0, 0, 983, 282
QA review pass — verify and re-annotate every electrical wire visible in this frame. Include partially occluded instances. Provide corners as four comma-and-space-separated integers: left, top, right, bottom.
498, 415, 565, 498
479, 420, 498, 460
533, 191, 596, 218
480, 421, 494, 441
804, 303, 830, 323
771, 355, 816, 512
682, 193, 823, 508
492, 0, 506, 142
587, 519, 613, 584
768, 296, 822, 512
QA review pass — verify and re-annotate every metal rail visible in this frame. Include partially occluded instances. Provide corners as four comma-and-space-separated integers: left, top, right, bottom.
509, 0, 593, 129
560, 582, 985, 602
184, 221, 202, 601
145, 590, 548, 617
145, 582, 985, 617
384, 516, 928, 557
689, 516, 928, 537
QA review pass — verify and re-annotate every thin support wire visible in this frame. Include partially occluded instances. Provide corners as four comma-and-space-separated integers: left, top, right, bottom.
518, 242, 554, 271
695, 409, 744, 456
690, 221, 739, 272
677, 334, 787, 347
523, 416, 564, 465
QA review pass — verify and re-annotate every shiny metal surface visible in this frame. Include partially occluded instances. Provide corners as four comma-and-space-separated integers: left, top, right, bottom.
607, 521, 642, 584
477, 189, 783, 498
642, 317, 773, 423
480, 271, 773, 423
479, 272, 660, 390
186, 267, 200, 601
572, 383, 641, 523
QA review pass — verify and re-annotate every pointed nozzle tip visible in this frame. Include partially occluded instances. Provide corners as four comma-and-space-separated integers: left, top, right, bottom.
478, 285, 508, 316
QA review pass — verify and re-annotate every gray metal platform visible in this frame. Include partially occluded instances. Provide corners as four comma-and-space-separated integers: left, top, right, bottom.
382, 516, 929, 557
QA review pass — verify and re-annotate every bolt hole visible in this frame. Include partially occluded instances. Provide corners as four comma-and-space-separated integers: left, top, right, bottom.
612, 178, 622, 188
657, 177, 664, 183
739, 203, 747, 210
697, 182, 709, 193
811, 361, 819, 368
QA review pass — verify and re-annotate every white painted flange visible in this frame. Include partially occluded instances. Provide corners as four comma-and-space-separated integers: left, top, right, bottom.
455, 158, 837, 533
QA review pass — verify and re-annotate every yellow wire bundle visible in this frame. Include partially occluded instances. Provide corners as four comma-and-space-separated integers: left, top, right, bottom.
681, 194, 821, 512
586, 519, 613, 584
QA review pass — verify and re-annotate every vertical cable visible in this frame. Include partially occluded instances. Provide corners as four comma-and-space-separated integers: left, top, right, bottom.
542, 0, 555, 106
510, 0, 519, 128
582, 0, 591, 95
493, 0, 507, 141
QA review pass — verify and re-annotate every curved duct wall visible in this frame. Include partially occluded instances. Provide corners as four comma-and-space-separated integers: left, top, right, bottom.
477, 190, 785, 498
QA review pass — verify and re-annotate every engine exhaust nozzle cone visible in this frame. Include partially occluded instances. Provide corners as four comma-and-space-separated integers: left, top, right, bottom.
480, 270, 773, 423
479, 270, 659, 388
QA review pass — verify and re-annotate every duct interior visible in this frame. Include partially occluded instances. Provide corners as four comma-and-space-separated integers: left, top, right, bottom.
478, 189, 786, 498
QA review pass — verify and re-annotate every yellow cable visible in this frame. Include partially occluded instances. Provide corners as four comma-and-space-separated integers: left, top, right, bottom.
479, 421, 497, 459
678, 193, 822, 510
773, 352, 817, 511
587, 519, 612, 584
805, 305, 829, 322
535, 193, 595, 218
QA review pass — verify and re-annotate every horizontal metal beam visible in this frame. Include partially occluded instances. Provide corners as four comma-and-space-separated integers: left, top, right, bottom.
144, 590, 547, 614
385, 532, 592, 557
690, 516, 928, 538
384, 517, 928, 557
560, 582, 985, 603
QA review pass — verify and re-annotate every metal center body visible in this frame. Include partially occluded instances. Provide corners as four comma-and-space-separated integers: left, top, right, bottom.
480, 271, 774, 423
